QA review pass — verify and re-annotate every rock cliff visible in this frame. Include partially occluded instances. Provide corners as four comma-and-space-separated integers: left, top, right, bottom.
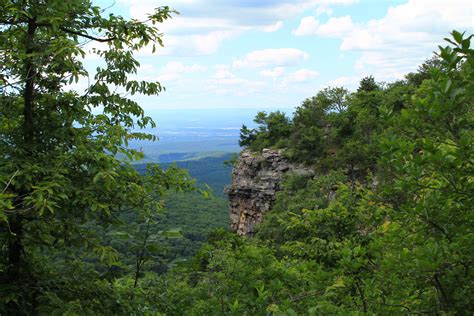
225, 149, 313, 236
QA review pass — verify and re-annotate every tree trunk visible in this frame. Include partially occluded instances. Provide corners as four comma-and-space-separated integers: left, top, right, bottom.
23, 18, 37, 142
6, 209, 24, 315
6, 213, 23, 280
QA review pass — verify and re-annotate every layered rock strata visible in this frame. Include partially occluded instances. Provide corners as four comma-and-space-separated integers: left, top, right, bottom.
225, 149, 313, 236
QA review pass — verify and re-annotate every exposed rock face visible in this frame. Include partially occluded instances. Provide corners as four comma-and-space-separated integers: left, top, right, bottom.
225, 149, 313, 236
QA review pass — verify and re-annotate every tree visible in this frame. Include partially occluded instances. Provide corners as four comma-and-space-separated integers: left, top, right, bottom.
376, 30, 474, 312
317, 86, 350, 113
405, 56, 442, 86
239, 124, 257, 147
357, 75, 379, 93
0, 1, 191, 313
239, 111, 291, 151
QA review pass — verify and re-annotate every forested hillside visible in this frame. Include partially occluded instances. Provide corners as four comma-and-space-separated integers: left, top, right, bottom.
149, 33, 474, 315
0, 0, 472, 314
135, 152, 234, 194
120, 154, 232, 272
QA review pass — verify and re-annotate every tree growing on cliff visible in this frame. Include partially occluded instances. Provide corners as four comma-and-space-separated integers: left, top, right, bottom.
239, 111, 291, 151
0, 1, 192, 313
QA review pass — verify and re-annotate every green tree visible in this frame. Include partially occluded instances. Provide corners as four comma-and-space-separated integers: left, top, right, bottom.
405, 56, 442, 87
357, 75, 379, 93
376, 30, 474, 312
308, 86, 350, 113
239, 124, 257, 147
0, 1, 191, 313
240, 111, 291, 152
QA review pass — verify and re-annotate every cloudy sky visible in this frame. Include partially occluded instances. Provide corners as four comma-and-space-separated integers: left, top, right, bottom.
87, 0, 473, 110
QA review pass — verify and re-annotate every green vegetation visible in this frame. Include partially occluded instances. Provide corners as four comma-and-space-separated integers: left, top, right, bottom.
0, 0, 472, 314
121, 154, 232, 273
98, 191, 228, 277
135, 152, 234, 194
0, 1, 194, 314
152, 31, 473, 315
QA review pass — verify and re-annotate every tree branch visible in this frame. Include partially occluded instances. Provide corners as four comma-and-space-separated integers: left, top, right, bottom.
2, 170, 19, 194
1, 20, 116, 42
59, 26, 116, 42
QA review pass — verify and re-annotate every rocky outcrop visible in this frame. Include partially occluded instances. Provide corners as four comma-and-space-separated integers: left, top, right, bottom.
225, 149, 313, 236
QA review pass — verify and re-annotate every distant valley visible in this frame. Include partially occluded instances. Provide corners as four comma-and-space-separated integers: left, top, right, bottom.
128, 107, 292, 163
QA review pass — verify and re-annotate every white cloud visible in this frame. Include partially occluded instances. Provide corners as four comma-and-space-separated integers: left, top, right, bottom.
293, 0, 474, 81
134, 29, 242, 57
118, 0, 359, 55
314, 0, 357, 16
211, 64, 236, 80
233, 48, 310, 69
314, 16, 354, 37
293, 16, 320, 36
326, 76, 351, 86
261, 21, 284, 33
339, 0, 473, 51
260, 67, 286, 79
153, 61, 208, 82
193, 30, 241, 55
162, 62, 207, 74
261, 0, 358, 21
315, 5, 333, 16
203, 64, 267, 96
120, 0, 297, 27
324, 75, 360, 90
281, 68, 319, 87
153, 16, 236, 35
293, 15, 353, 36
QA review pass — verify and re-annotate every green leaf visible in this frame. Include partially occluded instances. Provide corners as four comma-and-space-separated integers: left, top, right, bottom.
452, 30, 463, 44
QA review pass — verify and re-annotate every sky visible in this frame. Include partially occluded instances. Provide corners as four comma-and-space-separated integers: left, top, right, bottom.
84, 0, 474, 110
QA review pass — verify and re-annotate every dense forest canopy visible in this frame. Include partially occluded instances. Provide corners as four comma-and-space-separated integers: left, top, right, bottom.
1, 0, 473, 314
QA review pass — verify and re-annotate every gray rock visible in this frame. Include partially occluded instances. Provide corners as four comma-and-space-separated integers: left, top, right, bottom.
226, 148, 313, 236
277, 163, 290, 172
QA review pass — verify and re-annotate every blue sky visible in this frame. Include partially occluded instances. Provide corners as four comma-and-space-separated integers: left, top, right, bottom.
84, 0, 473, 110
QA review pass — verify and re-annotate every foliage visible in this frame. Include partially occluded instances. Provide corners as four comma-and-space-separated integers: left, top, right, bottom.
357, 75, 379, 93
239, 111, 292, 151
0, 0, 194, 313
373, 30, 474, 311
240, 61, 426, 175
1, 4, 472, 313
153, 31, 473, 315
104, 191, 229, 276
